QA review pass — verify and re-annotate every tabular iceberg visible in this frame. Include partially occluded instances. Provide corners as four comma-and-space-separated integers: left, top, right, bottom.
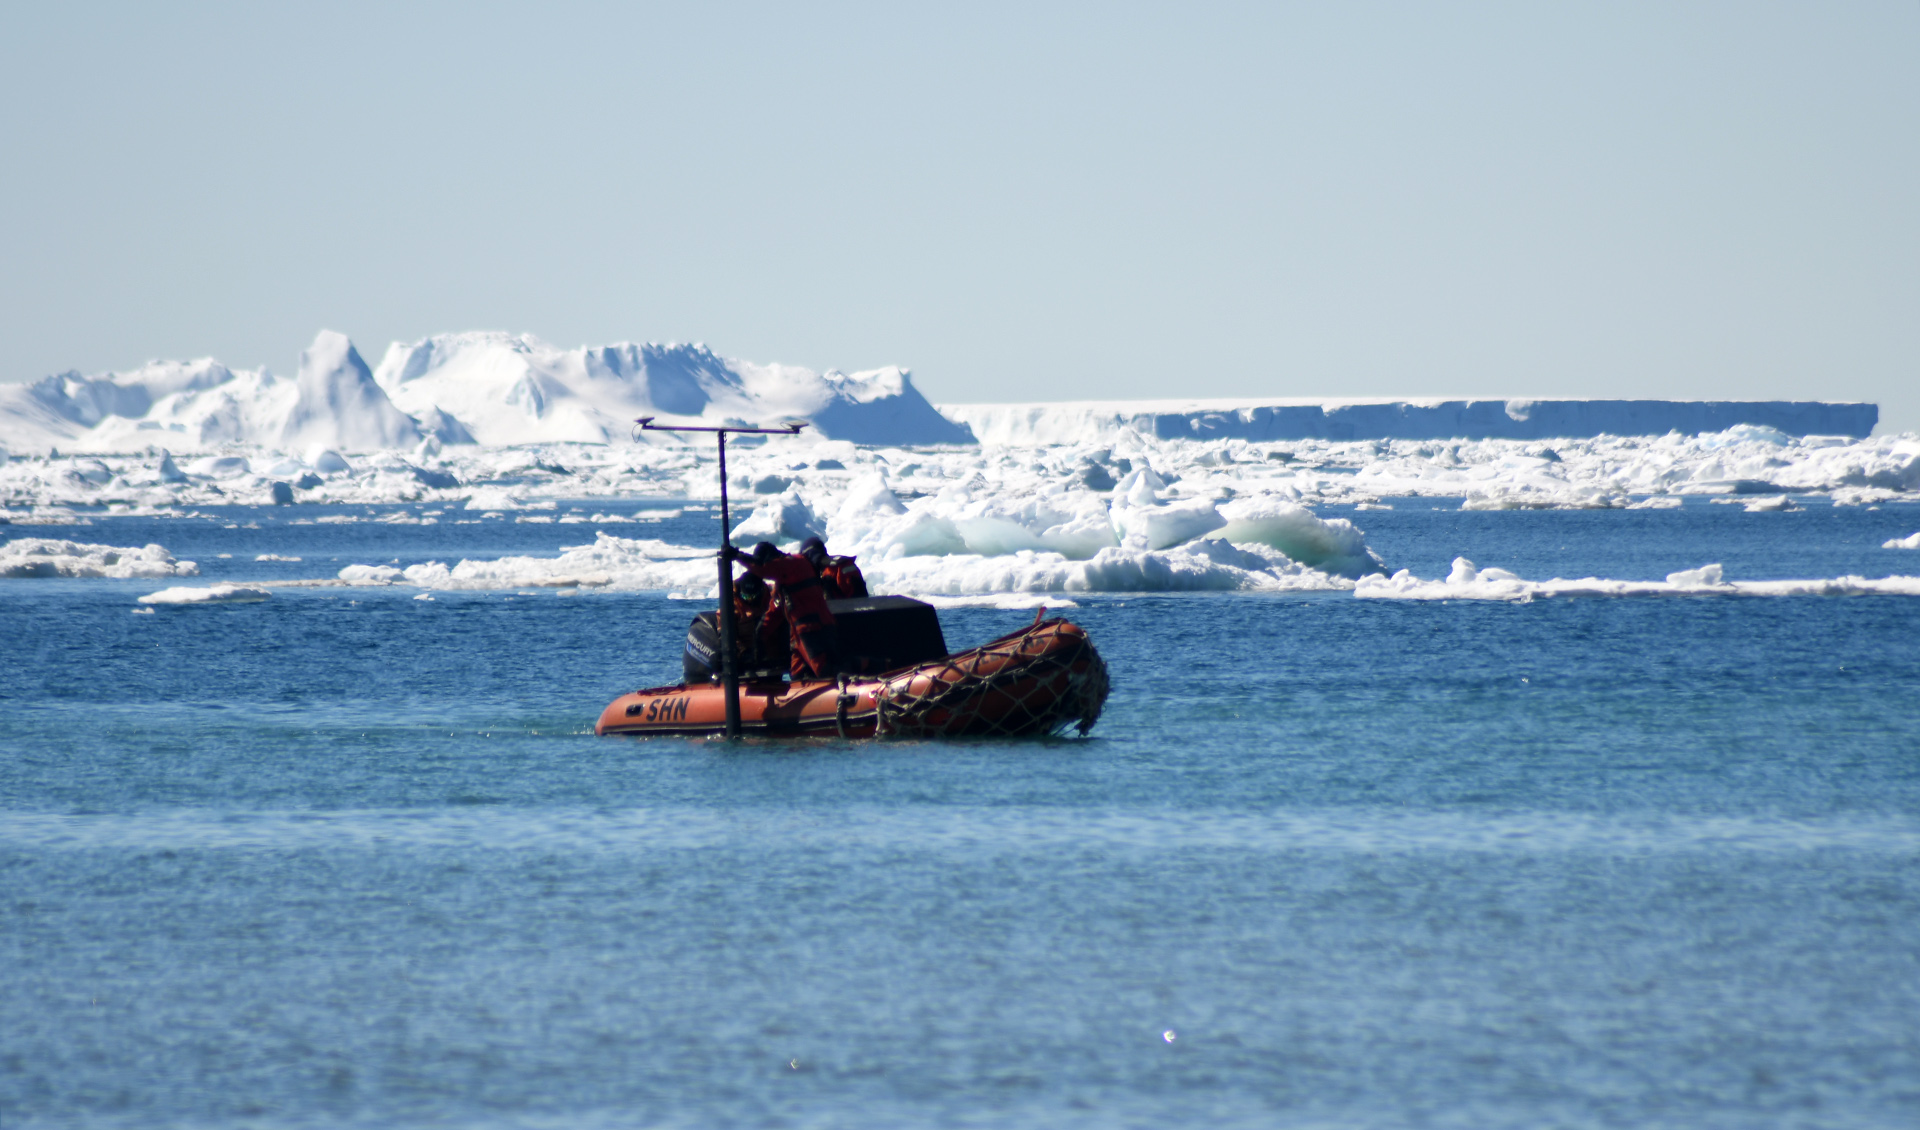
943, 397, 1879, 445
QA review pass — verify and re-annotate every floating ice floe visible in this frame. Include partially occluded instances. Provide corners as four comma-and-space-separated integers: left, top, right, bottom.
0, 538, 197, 578
797, 462, 1386, 579
336, 536, 717, 591
1885, 532, 1920, 550
138, 583, 271, 605
859, 540, 1355, 595
1710, 494, 1800, 512
1355, 558, 1920, 601
914, 593, 1079, 610
185, 455, 251, 480
400, 464, 1377, 599
0, 505, 94, 525
324, 525, 1366, 596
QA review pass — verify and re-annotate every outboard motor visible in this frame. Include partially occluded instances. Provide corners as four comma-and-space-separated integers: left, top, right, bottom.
683, 608, 791, 683
682, 612, 722, 684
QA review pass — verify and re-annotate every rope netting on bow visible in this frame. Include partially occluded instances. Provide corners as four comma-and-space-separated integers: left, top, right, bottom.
873, 615, 1110, 738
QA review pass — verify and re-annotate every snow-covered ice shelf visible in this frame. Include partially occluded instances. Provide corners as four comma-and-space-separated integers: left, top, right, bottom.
943, 397, 1879, 445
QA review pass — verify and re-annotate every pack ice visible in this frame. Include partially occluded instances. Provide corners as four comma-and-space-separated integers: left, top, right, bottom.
4, 329, 1917, 599
306, 427, 1920, 599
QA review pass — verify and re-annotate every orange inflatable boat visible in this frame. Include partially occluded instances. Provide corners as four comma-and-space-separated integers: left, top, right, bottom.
595, 613, 1110, 739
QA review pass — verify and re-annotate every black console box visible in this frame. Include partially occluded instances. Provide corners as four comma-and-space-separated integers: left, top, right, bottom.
827, 596, 948, 673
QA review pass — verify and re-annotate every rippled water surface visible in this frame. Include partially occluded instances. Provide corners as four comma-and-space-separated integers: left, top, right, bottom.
4, 502, 1919, 1128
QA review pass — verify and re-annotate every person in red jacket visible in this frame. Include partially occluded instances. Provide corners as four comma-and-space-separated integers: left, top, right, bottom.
732, 572, 789, 675
730, 541, 841, 679
798, 536, 869, 599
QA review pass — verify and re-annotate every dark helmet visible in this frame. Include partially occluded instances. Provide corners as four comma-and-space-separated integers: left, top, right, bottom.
798, 535, 828, 566
736, 573, 767, 601
750, 541, 781, 563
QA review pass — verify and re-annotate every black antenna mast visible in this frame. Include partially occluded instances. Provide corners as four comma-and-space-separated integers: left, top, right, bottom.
635, 416, 808, 738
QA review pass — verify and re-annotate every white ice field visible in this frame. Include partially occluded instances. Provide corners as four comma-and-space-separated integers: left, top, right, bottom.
2, 329, 1917, 601
5, 420, 1919, 602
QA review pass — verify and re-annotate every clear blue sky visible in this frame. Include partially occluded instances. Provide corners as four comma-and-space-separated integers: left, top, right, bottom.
3, 2, 1916, 429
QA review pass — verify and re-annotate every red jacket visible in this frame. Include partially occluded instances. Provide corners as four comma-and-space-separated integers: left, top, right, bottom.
818, 556, 868, 599
733, 591, 789, 663
740, 553, 835, 631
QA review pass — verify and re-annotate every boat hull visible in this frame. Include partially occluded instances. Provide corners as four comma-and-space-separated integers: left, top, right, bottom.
595, 617, 1109, 739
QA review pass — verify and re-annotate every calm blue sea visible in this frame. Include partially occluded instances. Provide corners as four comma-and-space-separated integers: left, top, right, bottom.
4, 500, 1919, 1129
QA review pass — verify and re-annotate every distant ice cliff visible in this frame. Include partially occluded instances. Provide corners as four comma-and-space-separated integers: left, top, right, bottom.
942, 398, 1879, 445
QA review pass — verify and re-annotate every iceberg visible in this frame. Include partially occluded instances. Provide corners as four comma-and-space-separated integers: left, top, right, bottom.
279, 331, 422, 451
373, 333, 973, 447
0, 331, 972, 454
0, 358, 295, 452
943, 397, 1880, 444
